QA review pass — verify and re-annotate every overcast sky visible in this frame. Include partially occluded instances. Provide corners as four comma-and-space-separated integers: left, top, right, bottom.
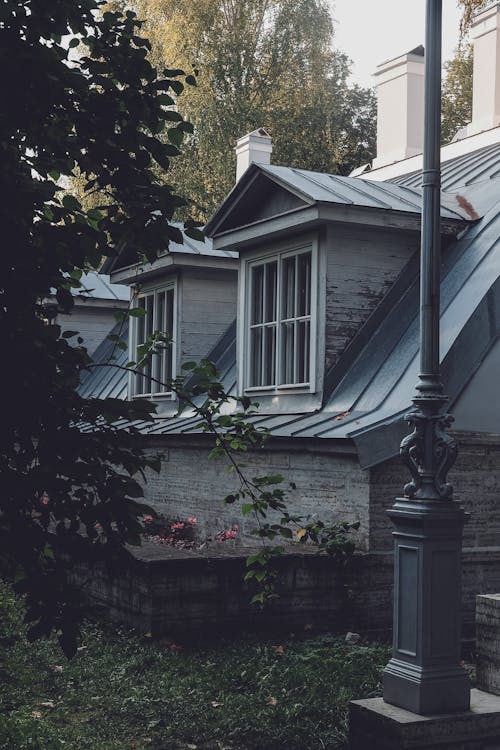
331, 0, 464, 88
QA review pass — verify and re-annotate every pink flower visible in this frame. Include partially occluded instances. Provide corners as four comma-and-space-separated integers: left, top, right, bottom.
232, 524, 238, 531
188, 517, 197, 526
171, 522, 185, 531
143, 515, 153, 523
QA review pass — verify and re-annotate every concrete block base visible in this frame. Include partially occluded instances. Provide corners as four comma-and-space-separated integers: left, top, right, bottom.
477, 594, 500, 694
349, 689, 500, 749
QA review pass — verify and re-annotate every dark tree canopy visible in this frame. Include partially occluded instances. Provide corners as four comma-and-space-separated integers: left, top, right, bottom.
0, 0, 198, 654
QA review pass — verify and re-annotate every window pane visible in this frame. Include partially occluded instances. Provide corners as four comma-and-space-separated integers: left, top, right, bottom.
251, 265, 264, 324
297, 320, 310, 383
282, 256, 296, 320
164, 289, 174, 384
250, 327, 263, 386
155, 291, 165, 389
280, 321, 294, 384
134, 290, 176, 396
263, 325, 276, 386
143, 295, 154, 392
264, 261, 277, 322
298, 252, 311, 317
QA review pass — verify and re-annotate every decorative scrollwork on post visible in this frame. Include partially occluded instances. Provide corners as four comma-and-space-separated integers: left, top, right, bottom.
400, 410, 425, 498
433, 413, 457, 499
400, 407, 457, 500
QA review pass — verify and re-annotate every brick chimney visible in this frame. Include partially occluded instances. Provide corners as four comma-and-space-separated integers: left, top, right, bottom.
468, 2, 500, 136
235, 128, 272, 181
372, 46, 425, 169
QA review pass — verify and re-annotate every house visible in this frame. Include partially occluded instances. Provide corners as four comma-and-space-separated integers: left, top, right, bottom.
83, 4, 500, 634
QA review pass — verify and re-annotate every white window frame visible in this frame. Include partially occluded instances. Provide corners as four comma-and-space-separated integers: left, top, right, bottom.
242, 240, 318, 394
129, 280, 177, 399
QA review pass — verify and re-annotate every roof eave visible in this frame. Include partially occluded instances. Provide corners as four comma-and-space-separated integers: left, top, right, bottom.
109, 252, 239, 286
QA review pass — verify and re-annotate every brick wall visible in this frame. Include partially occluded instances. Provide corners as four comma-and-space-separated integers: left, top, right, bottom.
140, 438, 371, 552
369, 432, 500, 553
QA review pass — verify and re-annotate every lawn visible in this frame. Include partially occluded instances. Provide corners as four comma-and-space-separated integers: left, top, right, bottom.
0, 580, 389, 750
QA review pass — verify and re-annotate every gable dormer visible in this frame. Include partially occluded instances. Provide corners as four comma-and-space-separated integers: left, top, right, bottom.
205, 163, 470, 412
102, 227, 238, 414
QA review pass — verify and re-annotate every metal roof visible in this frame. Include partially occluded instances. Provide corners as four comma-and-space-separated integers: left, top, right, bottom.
77, 272, 129, 301
102, 223, 237, 275
391, 141, 500, 191
259, 165, 469, 221
131, 195, 500, 463
78, 320, 128, 400
205, 163, 474, 237
81, 141, 500, 467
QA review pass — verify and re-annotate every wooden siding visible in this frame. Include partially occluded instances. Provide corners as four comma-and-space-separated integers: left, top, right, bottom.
324, 226, 418, 372
179, 270, 237, 367
56, 306, 125, 356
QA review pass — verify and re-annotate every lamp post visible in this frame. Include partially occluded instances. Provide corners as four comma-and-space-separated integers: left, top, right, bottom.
382, 0, 471, 715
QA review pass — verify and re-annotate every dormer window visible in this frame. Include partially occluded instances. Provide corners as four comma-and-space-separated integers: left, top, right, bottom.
130, 282, 176, 398
245, 243, 316, 392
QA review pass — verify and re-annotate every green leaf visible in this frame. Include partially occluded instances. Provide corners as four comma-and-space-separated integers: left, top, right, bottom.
128, 307, 147, 317
168, 127, 184, 147
62, 195, 82, 211
241, 503, 254, 516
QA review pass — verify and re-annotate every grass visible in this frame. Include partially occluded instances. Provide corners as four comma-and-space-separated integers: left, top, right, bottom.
0, 580, 389, 750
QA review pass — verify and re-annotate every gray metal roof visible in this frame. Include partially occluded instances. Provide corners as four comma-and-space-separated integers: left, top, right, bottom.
77, 272, 129, 301
204, 163, 474, 237
81, 142, 500, 467
78, 320, 128, 400
259, 165, 470, 221
134, 195, 500, 463
103, 223, 237, 275
391, 141, 500, 191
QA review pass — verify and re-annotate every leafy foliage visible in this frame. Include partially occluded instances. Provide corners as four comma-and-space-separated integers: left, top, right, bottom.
0, 581, 390, 750
0, 0, 197, 655
441, 44, 473, 145
107, 0, 376, 219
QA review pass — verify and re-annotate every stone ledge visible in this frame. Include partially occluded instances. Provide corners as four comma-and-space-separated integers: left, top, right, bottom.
350, 689, 500, 749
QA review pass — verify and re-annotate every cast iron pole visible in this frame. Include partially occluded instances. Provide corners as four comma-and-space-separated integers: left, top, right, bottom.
382, 0, 471, 715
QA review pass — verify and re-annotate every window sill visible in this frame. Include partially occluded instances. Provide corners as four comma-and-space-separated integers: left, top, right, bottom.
244, 383, 313, 396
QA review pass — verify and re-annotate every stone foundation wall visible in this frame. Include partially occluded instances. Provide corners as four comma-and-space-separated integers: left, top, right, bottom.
70, 545, 500, 640
71, 543, 394, 639
83, 430, 500, 640
140, 438, 371, 552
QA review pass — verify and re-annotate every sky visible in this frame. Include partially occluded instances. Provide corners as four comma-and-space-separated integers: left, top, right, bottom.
331, 0, 464, 88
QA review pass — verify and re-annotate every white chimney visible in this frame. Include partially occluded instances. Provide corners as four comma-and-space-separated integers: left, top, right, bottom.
372, 46, 425, 169
468, 2, 500, 136
235, 128, 272, 181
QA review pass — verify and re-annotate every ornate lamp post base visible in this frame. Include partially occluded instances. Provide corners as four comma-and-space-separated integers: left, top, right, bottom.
382, 499, 470, 714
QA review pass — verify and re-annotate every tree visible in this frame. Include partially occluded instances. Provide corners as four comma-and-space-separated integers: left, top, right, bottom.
458, 0, 488, 35
441, 44, 473, 145
0, 0, 201, 655
108, 0, 376, 219
1, 1, 360, 654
